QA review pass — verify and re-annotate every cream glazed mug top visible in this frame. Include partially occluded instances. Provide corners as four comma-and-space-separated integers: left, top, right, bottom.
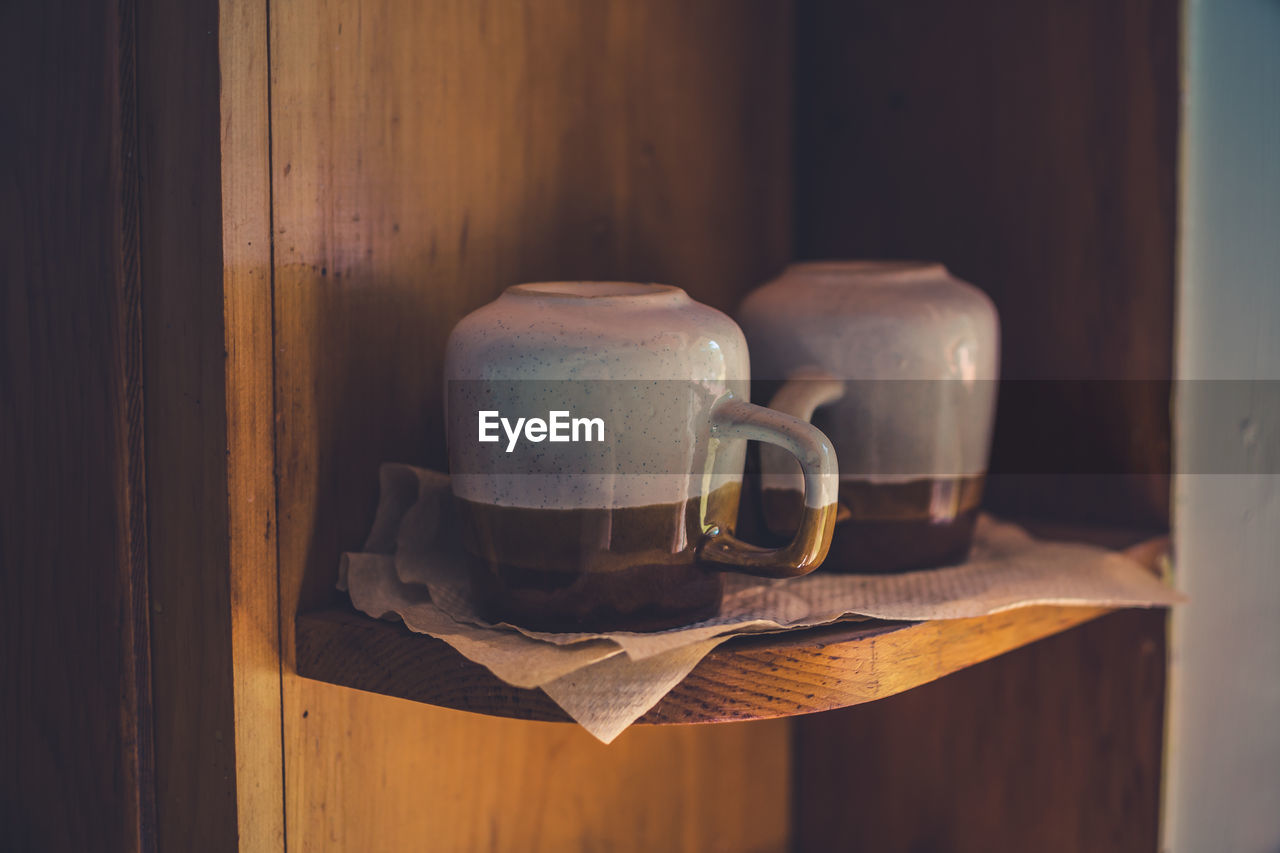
444, 281, 841, 580
736, 261, 1001, 487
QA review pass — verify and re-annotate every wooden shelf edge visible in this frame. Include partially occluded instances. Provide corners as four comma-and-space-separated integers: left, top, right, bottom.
293, 525, 1172, 722
294, 528, 1169, 725
295, 603, 1117, 725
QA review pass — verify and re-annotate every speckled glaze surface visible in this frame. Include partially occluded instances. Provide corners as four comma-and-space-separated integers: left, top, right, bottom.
738, 261, 1000, 484
445, 282, 751, 510
443, 281, 841, 630
738, 261, 999, 573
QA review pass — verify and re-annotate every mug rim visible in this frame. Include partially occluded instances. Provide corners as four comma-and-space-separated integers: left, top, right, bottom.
784, 260, 947, 279
507, 281, 687, 300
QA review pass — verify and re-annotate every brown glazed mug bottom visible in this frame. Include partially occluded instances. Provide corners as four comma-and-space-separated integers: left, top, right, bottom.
822, 509, 979, 574
467, 558, 723, 633
763, 476, 985, 574
457, 484, 740, 633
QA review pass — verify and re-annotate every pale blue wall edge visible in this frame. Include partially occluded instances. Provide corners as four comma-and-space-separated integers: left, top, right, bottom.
1167, 1, 1280, 851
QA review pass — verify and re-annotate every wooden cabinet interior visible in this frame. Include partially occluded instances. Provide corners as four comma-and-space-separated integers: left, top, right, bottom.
267, 2, 795, 850
2, 0, 1178, 851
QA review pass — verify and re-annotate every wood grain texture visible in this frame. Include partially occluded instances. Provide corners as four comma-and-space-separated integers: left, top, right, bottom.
287, 693, 791, 853
295, 605, 1111, 724
1, 0, 155, 849
267, 1, 793, 849
135, 0, 242, 848
294, 534, 1164, 725
795, 0, 1179, 528
794, 608, 1168, 853
218, 0, 287, 848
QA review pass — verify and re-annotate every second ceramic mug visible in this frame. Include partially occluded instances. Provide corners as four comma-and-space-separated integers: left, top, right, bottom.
738, 261, 1000, 573
444, 282, 840, 632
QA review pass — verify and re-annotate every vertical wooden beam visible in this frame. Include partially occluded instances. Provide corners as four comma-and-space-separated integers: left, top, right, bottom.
1, 0, 155, 849
219, 0, 287, 848
136, 0, 287, 848
134, 0, 240, 846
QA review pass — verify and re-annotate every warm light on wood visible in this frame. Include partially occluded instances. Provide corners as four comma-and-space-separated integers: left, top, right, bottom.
295, 533, 1168, 725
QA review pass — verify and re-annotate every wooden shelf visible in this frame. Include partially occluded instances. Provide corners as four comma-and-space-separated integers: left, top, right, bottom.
294, 531, 1168, 725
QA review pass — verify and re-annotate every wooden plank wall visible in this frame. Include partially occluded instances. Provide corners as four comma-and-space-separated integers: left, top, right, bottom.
267, 2, 794, 849
1, 1, 154, 850
792, 2, 1178, 850
795, 609, 1168, 853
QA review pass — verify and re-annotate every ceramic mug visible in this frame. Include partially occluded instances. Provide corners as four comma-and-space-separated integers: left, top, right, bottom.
444, 281, 840, 632
737, 261, 1000, 573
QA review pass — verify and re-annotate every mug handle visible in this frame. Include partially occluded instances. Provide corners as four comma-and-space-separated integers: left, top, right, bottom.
766, 366, 846, 426
759, 368, 851, 535
699, 395, 841, 578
